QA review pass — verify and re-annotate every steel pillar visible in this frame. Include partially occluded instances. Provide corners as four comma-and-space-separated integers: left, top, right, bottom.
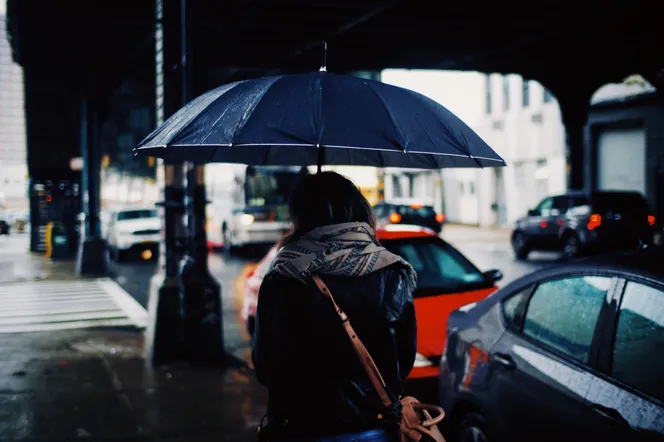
180, 163, 224, 366
177, 0, 224, 366
145, 0, 188, 365
76, 96, 108, 276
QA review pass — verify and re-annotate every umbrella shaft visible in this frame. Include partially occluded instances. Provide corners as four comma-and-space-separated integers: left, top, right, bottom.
317, 145, 325, 173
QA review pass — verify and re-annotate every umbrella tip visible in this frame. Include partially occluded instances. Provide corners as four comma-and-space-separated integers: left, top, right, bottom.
319, 41, 327, 72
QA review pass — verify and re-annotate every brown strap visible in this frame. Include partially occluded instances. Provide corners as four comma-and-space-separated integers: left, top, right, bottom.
311, 275, 393, 408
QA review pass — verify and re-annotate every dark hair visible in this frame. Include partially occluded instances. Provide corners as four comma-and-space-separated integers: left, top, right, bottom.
282, 171, 376, 244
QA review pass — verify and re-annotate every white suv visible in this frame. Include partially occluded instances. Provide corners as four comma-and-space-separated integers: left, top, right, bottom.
107, 207, 160, 260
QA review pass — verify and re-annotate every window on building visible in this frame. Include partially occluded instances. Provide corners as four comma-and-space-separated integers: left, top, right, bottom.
392, 175, 402, 198
503, 76, 510, 111
469, 182, 476, 195
485, 75, 492, 114
544, 88, 554, 103
612, 282, 664, 402
522, 80, 530, 107
523, 276, 611, 363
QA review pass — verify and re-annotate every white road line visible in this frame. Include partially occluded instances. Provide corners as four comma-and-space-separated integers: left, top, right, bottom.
0, 279, 148, 333
100, 279, 149, 328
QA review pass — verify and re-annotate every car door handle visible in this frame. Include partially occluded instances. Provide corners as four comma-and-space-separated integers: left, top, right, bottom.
590, 404, 630, 428
491, 353, 516, 369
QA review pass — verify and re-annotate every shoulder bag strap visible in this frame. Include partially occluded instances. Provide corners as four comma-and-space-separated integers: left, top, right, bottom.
311, 274, 393, 408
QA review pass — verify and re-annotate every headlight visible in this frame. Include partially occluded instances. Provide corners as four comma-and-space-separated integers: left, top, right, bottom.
414, 352, 433, 368
239, 214, 255, 225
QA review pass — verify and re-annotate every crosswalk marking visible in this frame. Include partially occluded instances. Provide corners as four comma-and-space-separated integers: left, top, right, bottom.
0, 278, 148, 333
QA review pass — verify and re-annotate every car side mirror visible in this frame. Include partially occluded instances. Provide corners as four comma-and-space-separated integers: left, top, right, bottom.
483, 269, 503, 284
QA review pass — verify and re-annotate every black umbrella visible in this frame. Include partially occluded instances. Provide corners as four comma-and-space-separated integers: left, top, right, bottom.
135, 62, 505, 171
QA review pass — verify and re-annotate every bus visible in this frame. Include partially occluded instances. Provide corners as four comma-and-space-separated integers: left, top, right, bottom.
205, 164, 308, 251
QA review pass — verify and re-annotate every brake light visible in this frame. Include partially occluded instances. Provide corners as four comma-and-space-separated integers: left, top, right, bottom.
389, 212, 402, 223
648, 215, 656, 226
540, 221, 549, 228
247, 269, 256, 279
587, 213, 602, 230
410, 204, 423, 209
435, 213, 445, 223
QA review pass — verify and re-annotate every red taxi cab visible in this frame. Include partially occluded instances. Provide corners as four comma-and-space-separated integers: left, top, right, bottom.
241, 225, 502, 379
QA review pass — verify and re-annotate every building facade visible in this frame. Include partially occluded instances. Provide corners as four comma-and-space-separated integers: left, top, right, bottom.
442, 73, 567, 227
0, 14, 28, 210
585, 78, 663, 224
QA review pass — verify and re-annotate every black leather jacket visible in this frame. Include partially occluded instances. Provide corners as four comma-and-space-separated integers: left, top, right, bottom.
252, 265, 417, 437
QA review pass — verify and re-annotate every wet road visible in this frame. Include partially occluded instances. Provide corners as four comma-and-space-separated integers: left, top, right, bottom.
110, 226, 562, 334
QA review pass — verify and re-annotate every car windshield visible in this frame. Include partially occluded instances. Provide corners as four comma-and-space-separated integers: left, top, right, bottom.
244, 167, 304, 207
117, 210, 158, 221
381, 237, 487, 296
592, 192, 650, 214
396, 205, 436, 218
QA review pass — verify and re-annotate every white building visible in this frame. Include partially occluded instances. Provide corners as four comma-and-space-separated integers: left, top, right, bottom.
380, 70, 488, 217
0, 13, 28, 210
445, 74, 567, 227
380, 69, 567, 227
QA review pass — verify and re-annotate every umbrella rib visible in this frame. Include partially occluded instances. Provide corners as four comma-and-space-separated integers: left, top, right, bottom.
161, 81, 243, 148
228, 76, 284, 144
363, 81, 407, 152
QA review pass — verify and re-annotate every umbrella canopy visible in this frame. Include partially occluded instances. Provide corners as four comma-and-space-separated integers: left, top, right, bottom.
135, 71, 505, 169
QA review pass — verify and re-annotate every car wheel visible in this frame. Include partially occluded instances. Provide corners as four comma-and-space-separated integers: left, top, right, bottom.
511, 231, 529, 260
562, 232, 581, 259
456, 412, 490, 442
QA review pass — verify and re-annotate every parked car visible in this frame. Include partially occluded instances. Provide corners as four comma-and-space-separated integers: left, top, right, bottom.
242, 224, 502, 380
374, 200, 445, 233
106, 207, 160, 261
0, 219, 9, 235
440, 246, 664, 442
511, 190, 657, 260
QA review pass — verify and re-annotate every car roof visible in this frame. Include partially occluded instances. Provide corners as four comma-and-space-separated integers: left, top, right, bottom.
378, 198, 434, 207
504, 246, 664, 293
375, 224, 439, 240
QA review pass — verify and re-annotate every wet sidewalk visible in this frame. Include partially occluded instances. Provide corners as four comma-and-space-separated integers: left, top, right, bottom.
0, 328, 267, 442
0, 234, 78, 284
0, 235, 268, 441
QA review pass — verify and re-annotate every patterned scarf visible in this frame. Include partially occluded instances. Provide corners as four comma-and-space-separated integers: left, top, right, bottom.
273, 222, 416, 285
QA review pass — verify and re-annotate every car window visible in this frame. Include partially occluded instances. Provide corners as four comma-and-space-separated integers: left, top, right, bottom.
396, 205, 435, 219
612, 282, 664, 402
381, 237, 486, 296
502, 288, 530, 327
534, 197, 553, 216
570, 196, 590, 208
523, 276, 611, 363
551, 196, 570, 214
591, 192, 650, 216
117, 209, 158, 220
374, 204, 385, 218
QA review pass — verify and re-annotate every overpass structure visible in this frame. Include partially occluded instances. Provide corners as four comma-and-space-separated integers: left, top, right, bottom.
5, 0, 663, 363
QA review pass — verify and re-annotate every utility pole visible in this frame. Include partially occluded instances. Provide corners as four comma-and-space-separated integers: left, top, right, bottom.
177, 0, 224, 366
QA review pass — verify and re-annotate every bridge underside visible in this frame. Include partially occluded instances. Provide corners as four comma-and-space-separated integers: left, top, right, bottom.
5, 0, 664, 211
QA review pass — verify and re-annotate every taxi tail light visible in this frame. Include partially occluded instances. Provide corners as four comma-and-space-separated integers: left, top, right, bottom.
648, 215, 656, 227
587, 213, 602, 230
435, 213, 445, 223
389, 212, 402, 223
246, 268, 256, 279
